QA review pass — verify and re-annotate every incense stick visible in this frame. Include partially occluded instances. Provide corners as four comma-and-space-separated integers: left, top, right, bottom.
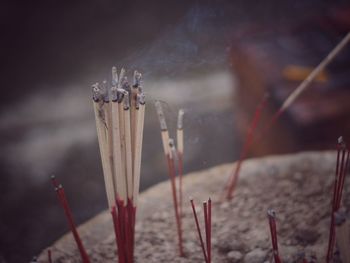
168, 138, 184, 256
177, 109, 184, 220
326, 137, 349, 262
155, 101, 184, 256
51, 177, 90, 263
280, 32, 350, 112
267, 209, 281, 263
48, 249, 52, 263
133, 93, 145, 205
92, 84, 115, 208
121, 88, 133, 200
264, 32, 350, 134
224, 94, 268, 200
207, 198, 212, 263
190, 198, 208, 263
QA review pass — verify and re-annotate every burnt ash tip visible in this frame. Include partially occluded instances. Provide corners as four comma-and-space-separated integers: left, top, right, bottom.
133, 70, 142, 88
92, 83, 102, 102
154, 100, 168, 131
267, 209, 276, 218
338, 136, 346, 149
177, 109, 184, 129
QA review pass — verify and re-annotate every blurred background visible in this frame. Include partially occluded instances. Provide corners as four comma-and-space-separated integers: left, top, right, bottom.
1, 0, 350, 262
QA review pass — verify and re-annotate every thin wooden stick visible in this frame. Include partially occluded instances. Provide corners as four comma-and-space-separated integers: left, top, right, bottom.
122, 89, 134, 200
92, 84, 115, 208
280, 32, 350, 112
117, 70, 128, 203
168, 138, 184, 256
155, 101, 170, 156
208, 198, 212, 263
190, 198, 208, 263
263, 32, 350, 135
101, 80, 116, 199
111, 84, 126, 204
131, 71, 142, 160
177, 109, 184, 220
133, 93, 145, 205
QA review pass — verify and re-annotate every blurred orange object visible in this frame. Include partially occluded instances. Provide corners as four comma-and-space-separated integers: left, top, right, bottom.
282, 65, 328, 83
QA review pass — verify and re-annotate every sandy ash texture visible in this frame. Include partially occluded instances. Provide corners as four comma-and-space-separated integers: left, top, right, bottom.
38, 151, 350, 262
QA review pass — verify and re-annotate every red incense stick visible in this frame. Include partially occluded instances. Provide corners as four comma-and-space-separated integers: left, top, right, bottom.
207, 198, 212, 263
224, 94, 268, 199
267, 209, 281, 263
190, 199, 208, 263
167, 152, 184, 256
326, 137, 349, 262
48, 249, 52, 263
51, 178, 90, 263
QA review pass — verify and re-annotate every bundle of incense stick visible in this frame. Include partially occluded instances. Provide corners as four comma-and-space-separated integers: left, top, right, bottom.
224, 31, 350, 200
190, 198, 212, 263
155, 101, 185, 256
92, 67, 145, 263
326, 137, 349, 263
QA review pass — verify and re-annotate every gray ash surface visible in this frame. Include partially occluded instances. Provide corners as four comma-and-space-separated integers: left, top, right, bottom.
39, 151, 349, 262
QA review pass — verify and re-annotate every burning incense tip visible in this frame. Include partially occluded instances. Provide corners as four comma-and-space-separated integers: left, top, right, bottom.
155, 101, 168, 131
